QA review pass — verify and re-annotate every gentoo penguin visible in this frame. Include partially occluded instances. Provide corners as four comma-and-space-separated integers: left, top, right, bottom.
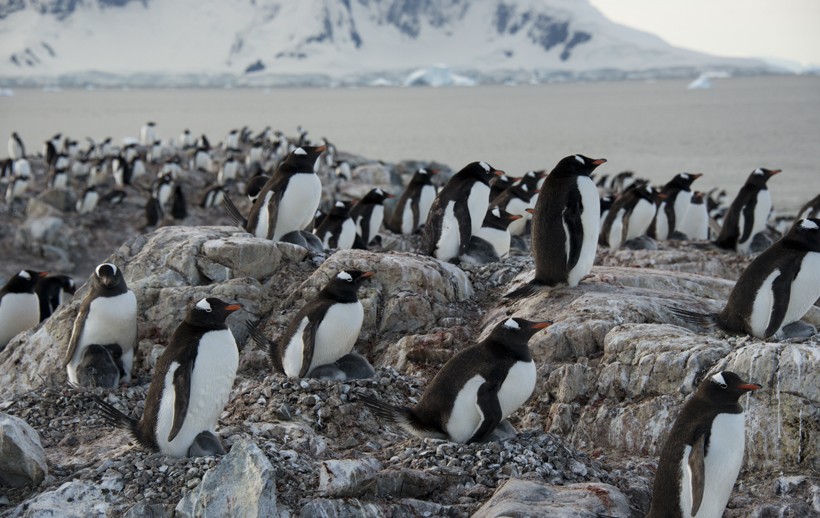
153, 173, 175, 211
491, 179, 537, 236
715, 168, 781, 254
48, 167, 69, 190
489, 174, 513, 202
609, 170, 636, 193
386, 168, 438, 235
421, 161, 502, 263
65, 263, 138, 387
5, 173, 30, 204
360, 317, 551, 443
671, 218, 820, 339
101, 188, 127, 205
13, 158, 31, 178
76, 343, 123, 388
8, 132, 25, 159
179, 129, 195, 149
145, 197, 163, 227
218, 155, 240, 185
76, 186, 100, 214
678, 191, 710, 240
139, 121, 157, 146
245, 174, 270, 204
111, 155, 131, 188
350, 188, 394, 246
130, 156, 146, 180
599, 194, 615, 228
193, 146, 213, 173
650, 172, 702, 240
313, 201, 357, 250
1, 158, 12, 178
35, 274, 76, 322
199, 185, 226, 209
797, 193, 820, 221
94, 297, 241, 457
251, 270, 374, 378
245, 145, 326, 241
44, 139, 58, 168
600, 181, 659, 249
508, 154, 605, 296
334, 160, 352, 182
460, 207, 522, 265
647, 371, 761, 518
0, 270, 47, 351
171, 185, 187, 220
225, 128, 240, 150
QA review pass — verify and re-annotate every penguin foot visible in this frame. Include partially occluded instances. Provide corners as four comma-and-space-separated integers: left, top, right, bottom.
775, 321, 817, 340
485, 419, 518, 442
187, 431, 226, 457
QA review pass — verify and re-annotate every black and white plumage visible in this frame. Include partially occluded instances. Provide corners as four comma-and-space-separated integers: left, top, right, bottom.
647, 371, 761, 518
460, 207, 522, 265
715, 168, 781, 254
5, 173, 30, 203
670, 218, 820, 339
0, 270, 47, 351
111, 155, 131, 188
8, 132, 25, 159
139, 121, 157, 147
153, 173, 175, 211
245, 145, 326, 241
200, 185, 226, 209
797, 193, 820, 221
48, 168, 69, 190
509, 154, 605, 296
251, 270, 374, 379
386, 168, 438, 235
350, 188, 394, 246
76, 186, 100, 214
314, 200, 357, 250
650, 172, 702, 240
245, 174, 270, 204
678, 191, 710, 240
35, 274, 76, 322
489, 174, 513, 202
360, 317, 551, 443
65, 263, 138, 387
94, 297, 241, 457
421, 161, 501, 262
491, 178, 538, 237
600, 181, 659, 249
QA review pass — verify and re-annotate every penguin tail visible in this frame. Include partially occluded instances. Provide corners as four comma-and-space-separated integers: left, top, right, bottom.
358, 393, 447, 440
245, 322, 284, 374
665, 305, 718, 329
92, 394, 140, 438
222, 195, 248, 228
503, 281, 541, 299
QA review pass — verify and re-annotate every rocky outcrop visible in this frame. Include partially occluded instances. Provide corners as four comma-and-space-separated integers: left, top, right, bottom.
0, 414, 47, 487
473, 479, 631, 518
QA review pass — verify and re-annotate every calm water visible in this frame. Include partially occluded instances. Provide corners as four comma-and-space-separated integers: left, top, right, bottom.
1, 76, 818, 212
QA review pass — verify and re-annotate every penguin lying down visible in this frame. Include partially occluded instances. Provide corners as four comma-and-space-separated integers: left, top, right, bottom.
360, 318, 551, 443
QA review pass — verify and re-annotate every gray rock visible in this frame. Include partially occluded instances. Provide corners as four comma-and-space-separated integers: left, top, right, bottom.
121, 502, 168, 518
319, 457, 383, 497
11, 481, 109, 518
472, 479, 631, 518
0, 413, 47, 487
299, 498, 383, 518
175, 438, 276, 518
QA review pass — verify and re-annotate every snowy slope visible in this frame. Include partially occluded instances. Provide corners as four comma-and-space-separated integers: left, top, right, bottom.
0, 0, 772, 86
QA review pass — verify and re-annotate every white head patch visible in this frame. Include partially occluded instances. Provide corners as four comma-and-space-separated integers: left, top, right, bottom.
337, 271, 353, 282
503, 318, 520, 330
574, 155, 584, 165
419, 168, 428, 175
753, 168, 764, 175
18, 270, 31, 280
681, 173, 690, 179
479, 161, 490, 172
196, 298, 212, 311
711, 372, 727, 387
521, 184, 529, 192
294, 147, 307, 155
335, 201, 345, 208
492, 207, 501, 218
375, 188, 384, 196
799, 219, 819, 230
96, 263, 117, 277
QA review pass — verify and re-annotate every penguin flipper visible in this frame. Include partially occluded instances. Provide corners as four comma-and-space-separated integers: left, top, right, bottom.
764, 270, 793, 338
64, 301, 90, 367
298, 319, 320, 378
688, 433, 706, 516
168, 361, 193, 442
454, 201, 473, 256
467, 381, 502, 444
563, 188, 584, 271
738, 198, 758, 245
222, 195, 248, 228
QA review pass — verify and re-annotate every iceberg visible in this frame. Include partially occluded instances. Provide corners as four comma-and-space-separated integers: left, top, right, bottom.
404, 64, 476, 87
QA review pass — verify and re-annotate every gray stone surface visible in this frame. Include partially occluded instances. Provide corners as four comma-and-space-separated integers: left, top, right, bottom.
0, 413, 47, 488
473, 479, 631, 518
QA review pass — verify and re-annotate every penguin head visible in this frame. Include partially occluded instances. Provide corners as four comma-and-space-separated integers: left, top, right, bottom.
329, 200, 353, 216
361, 188, 394, 204
551, 155, 607, 178
322, 270, 375, 301
412, 168, 438, 185
483, 207, 522, 229
747, 167, 781, 187
786, 218, 820, 252
701, 371, 761, 403
490, 317, 552, 347
3, 270, 48, 294
599, 195, 615, 212
668, 172, 702, 190
93, 263, 126, 291
282, 145, 326, 172
187, 297, 242, 328
461, 161, 504, 184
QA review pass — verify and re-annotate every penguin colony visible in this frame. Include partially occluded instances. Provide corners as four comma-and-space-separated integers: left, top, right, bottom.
2, 124, 818, 516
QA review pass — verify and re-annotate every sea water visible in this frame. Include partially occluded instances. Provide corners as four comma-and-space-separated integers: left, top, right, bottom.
1, 75, 818, 212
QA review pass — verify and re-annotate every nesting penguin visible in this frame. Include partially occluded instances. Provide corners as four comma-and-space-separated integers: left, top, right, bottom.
35, 274, 76, 322
350, 188, 394, 246
650, 172, 702, 240
360, 317, 551, 443
314, 200, 357, 250
508, 154, 605, 296
460, 207, 522, 265
491, 179, 537, 237
715, 168, 781, 254
65, 263, 138, 387
386, 167, 438, 235
421, 161, 502, 262
250, 270, 374, 379
0, 270, 47, 351
670, 218, 820, 339
647, 371, 761, 518
245, 145, 326, 241
94, 297, 241, 457
600, 181, 659, 249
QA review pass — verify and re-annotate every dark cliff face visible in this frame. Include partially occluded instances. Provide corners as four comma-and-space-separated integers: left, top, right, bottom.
494, 3, 592, 61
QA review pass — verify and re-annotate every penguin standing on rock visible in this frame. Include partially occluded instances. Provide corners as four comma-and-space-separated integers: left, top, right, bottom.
0, 270, 48, 351
248, 270, 374, 379
350, 188, 394, 246
670, 218, 820, 339
94, 297, 241, 458
647, 371, 761, 518
65, 263, 138, 387
360, 318, 551, 443
421, 161, 502, 263
715, 168, 781, 254
650, 172, 702, 240
508, 154, 605, 297
386, 168, 438, 235
245, 145, 326, 241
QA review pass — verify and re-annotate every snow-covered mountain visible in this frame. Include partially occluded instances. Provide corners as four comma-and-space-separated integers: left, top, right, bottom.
0, 0, 775, 87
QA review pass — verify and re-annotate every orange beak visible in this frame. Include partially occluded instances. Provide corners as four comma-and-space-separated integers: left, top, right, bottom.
769, 169, 782, 175
225, 303, 242, 312
591, 159, 607, 166
531, 321, 553, 329
508, 214, 523, 221
38, 271, 49, 278
739, 383, 762, 391
525, 208, 536, 215
360, 271, 376, 279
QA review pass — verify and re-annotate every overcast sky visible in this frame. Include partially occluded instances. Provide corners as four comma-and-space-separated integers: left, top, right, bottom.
588, 0, 820, 66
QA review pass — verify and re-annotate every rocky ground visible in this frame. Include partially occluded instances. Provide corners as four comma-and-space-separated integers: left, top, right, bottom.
0, 145, 818, 517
